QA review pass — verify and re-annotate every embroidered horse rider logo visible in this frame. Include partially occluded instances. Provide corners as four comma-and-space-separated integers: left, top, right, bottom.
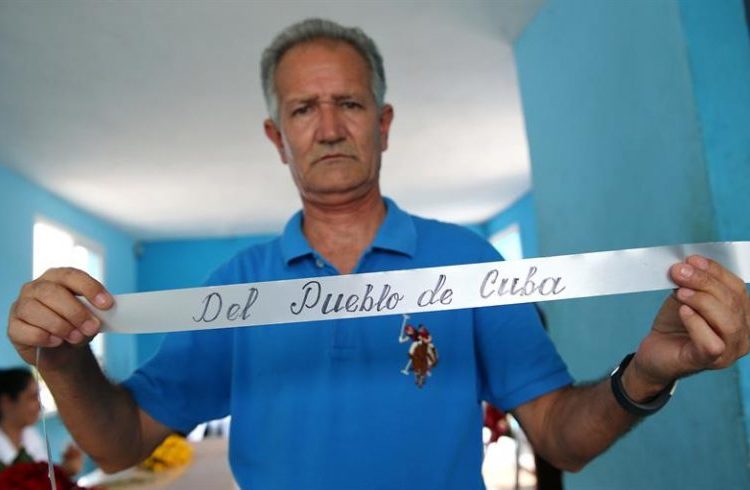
398, 314, 439, 388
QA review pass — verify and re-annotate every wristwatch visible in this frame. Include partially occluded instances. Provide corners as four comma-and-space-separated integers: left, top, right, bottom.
610, 353, 677, 416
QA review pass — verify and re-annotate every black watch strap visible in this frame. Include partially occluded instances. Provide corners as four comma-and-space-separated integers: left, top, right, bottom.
610, 353, 677, 417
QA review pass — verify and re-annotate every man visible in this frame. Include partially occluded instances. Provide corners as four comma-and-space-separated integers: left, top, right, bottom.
6, 18, 750, 489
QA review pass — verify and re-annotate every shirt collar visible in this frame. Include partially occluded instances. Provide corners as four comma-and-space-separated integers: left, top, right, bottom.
280, 210, 313, 264
280, 196, 417, 264
371, 197, 417, 257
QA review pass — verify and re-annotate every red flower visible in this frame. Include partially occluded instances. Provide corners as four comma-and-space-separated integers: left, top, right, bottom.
0, 462, 88, 490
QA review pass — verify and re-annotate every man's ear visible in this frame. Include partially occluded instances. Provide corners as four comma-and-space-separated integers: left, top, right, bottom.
379, 104, 394, 152
264, 118, 288, 164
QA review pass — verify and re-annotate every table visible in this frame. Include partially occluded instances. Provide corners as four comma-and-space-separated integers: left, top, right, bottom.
78, 437, 236, 490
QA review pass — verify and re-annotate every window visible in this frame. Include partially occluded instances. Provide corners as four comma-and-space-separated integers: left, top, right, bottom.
489, 223, 523, 261
32, 218, 106, 413
33, 220, 104, 283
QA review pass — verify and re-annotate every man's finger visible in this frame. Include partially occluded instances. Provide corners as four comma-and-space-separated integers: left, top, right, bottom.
679, 304, 726, 366
670, 262, 736, 308
24, 280, 102, 336
13, 297, 79, 340
9, 317, 64, 348
686, 255, 748, 299
675, 287, 740, 339
37, 267, 113, 310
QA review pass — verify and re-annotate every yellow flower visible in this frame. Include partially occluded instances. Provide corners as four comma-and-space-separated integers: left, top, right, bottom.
139, 434, 193, 472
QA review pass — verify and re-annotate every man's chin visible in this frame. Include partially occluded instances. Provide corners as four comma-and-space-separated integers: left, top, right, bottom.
302, 183, 379, 204
306, 177, 368, 193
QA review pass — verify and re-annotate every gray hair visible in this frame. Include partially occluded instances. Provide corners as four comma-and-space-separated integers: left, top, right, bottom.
261, 18, 387, 124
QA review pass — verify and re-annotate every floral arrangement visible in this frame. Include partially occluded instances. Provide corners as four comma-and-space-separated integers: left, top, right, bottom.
138, 434, 193, 472
0, 462, 90, 490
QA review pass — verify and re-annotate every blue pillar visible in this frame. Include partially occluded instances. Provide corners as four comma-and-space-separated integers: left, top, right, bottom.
680, 0, 750, 466
515, 0, 750, 488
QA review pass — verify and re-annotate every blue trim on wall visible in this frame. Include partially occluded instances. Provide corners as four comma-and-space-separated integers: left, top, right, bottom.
481, 192, 539, 258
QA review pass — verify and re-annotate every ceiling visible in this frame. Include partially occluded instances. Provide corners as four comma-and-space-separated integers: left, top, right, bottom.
0, 0, 544, 240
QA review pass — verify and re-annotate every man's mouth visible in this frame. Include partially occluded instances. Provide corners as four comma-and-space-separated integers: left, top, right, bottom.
315, 153, 353, 163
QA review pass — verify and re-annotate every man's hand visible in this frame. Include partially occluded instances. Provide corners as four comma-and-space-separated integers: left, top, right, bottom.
62, 443, 84, 477
7, 267, 113, 367
626, 255, 750, 400
7, 268, 169, 474
513, 254, 749, 472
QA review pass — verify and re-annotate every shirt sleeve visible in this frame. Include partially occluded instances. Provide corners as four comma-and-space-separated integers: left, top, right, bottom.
0, 429, 17, 465
473, 247, 574, 411
121, 267, 236, 434
22, 427, 48, 462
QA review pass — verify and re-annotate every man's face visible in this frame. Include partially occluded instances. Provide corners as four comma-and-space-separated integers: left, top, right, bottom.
0, 381, 41, 427
264, 40, 393, 204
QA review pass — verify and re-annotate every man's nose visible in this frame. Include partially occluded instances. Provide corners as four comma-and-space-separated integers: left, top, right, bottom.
316, 104, 346, 145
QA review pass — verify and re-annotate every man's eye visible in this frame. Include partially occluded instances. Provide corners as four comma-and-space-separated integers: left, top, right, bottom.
341, 101, 362, 110
292, 106, 311, 117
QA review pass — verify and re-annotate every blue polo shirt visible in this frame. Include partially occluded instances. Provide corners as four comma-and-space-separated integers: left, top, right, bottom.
123, 198, 572, 489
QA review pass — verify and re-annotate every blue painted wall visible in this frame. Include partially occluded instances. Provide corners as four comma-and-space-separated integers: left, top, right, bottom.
515, 0, 750, 488
0, 164, 138, 467
679, 0, 750, 459
0, 165, 138, 376
135, 234, 275, 364
681, 0, 750, 243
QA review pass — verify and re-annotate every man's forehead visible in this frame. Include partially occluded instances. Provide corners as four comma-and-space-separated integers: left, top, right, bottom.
277, 41, 368, 73
280, 38, 363, 62
274, 40, 372, 100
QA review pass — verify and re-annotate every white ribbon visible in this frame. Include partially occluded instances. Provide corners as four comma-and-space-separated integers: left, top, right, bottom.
90, 242, 750, 334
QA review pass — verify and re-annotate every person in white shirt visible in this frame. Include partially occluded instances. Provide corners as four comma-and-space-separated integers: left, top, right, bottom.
0, 367, 82, 475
